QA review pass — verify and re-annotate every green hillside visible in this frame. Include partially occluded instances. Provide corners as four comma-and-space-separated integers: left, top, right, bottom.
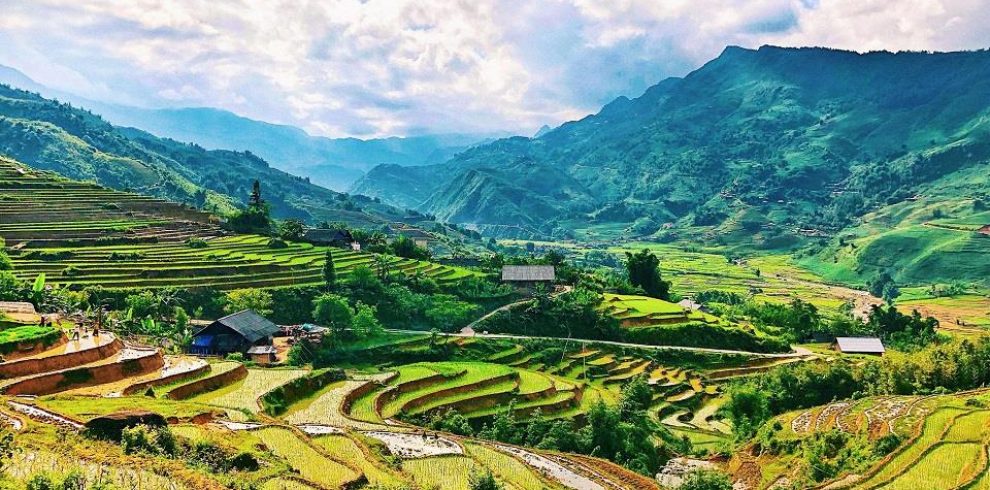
0, 156, 476, 290
357, 46, 990, 284
0, 83, 416, 227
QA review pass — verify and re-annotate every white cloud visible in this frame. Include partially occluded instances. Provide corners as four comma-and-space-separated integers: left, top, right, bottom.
0, 0, 987, 138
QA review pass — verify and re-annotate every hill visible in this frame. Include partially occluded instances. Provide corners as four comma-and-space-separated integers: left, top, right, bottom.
0, 63, 498, 191
357, 46, 990, 284
0, 82, 421, 227
0, 156, 475, 290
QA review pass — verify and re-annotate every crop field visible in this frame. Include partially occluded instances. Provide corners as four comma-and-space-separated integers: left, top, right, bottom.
191, 368, 308, 417
253, 427, 362, 489
602, 293, 728, 326
747, 392, 990, 490
403, 456, 480, 490
0, 161, 477, 291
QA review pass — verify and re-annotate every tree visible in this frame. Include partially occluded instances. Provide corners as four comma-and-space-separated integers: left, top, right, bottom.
625, 249, 671, 300
278, 218, 306, 241
390, 235, 431, 260
352, 302, 383, 338
312, 294, 353, 336
469, 470, 504, 490
868, 271, 900, 304
249, 179, 265, 207
373, 255, 392, 282
0, 249, 11, 271
225, 289, 273, 316
322, 248, 337, 291
678, 469, 733, 490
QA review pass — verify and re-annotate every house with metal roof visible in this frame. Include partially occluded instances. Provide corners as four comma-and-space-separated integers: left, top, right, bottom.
501, 265, 555, 291
834, 337, 886, 355
190, 309, 280, 357
302, 228, 356, 248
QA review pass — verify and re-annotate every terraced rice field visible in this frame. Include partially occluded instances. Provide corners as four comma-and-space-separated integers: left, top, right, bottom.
403, 456, 480, 490
254, 427, 361, 489
0, 159, 477, 290
191, 368, 308, 418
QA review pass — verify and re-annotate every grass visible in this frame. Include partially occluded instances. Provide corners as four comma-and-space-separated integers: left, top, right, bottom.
35, 395, 220, 421
0, 324, 59, 347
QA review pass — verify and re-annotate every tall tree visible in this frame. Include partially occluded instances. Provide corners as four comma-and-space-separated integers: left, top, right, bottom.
249, 179, 265, 207
625, 249, 670, 300
322, 248, 337, 291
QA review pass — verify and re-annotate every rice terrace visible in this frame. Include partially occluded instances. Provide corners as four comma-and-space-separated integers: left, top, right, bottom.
1, 3, 990, 489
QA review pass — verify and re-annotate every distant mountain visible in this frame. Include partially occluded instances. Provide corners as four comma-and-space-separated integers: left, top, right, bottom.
356, 46, 990, 284
0, 65, 503, 191
0, 83, 417, 227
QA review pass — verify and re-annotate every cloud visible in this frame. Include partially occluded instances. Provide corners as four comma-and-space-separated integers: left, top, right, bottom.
0, 0, 987, 138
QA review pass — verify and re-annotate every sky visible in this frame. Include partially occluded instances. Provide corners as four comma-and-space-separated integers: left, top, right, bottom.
0, 0, 988, 138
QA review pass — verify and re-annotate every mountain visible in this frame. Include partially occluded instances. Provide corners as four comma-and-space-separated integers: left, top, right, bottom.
0, 64, 501, 191
356, 46, 990, 284
0, 82, 417, 227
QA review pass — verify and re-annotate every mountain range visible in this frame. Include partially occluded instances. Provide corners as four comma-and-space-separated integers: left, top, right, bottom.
0, 82, 421, 227
0, 64, 502, 191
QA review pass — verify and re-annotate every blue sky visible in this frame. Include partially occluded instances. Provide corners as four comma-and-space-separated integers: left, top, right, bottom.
0, 0, 987, 138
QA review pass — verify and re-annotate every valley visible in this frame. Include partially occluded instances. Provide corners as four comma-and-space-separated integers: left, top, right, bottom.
0, 30, 987, 490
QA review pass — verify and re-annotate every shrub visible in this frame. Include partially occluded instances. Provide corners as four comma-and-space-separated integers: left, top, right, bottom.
226, 352, 246, 362
26, 473, 56, 490
267, 238, 288, 249
678, 469, 732, 490
62, 266, 81, 277
185, 237, 208, 249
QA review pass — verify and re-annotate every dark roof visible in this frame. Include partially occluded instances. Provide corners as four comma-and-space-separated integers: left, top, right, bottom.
501, 265, 556, 282
303, 228, 354, 243
835, 337, 885, 354
196, 309, 279, 343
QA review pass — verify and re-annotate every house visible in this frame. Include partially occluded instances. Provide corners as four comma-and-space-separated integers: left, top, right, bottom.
387, 224, 435, 248
190, 309, 280, 357
834, 337, 886, 356
302, 228, 356, 248
246, 345, 277, 365
501, 265, 555, 290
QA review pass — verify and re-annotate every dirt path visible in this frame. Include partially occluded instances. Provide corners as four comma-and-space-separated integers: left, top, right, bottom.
386, 328, 812, 358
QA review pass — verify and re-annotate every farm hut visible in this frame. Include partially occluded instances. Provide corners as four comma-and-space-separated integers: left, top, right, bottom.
246, 345, 277, 365
501, 265, 555, 291
190, 309, 280, 357
302, 228, 356, 248
834, 337, 886, 356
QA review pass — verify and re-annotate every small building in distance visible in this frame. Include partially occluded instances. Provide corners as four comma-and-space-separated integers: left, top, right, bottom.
246, 345, 277, 365
834, 336, 886, 356
302, 228, 358, 250
190, 309, 280, 357
677, 299, 703, 312
501, 265, 555, 290
387, 223, 435, 249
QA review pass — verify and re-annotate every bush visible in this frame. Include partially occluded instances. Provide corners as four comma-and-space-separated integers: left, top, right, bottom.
62, 266, 81, 277
26, 473, 56, 490
185, 237, 208, 249
267, 238, 288, 249
678, 469, 733, 490
226, 352, 246, 362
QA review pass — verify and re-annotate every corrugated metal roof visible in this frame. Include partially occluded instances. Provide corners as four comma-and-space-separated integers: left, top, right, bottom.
501, 265, 555, 282
246, 345, 277, 354
198, 310, 280, 343
835, 337, 885, 354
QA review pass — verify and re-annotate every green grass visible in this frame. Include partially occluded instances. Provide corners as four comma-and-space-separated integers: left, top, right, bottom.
0, 325, 59, 347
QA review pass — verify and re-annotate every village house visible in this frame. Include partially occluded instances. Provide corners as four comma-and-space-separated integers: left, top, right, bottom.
501, 265, 556, 291
190, 309, 280, 357
833, 336, 886, 356
302, 227, 359, 250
